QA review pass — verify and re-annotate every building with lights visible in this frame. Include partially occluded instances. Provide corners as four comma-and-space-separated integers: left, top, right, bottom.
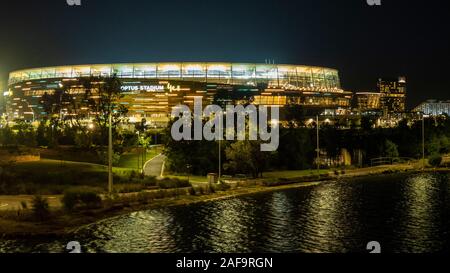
413, 100, 450, 116
354, 92, 381, 114
378, 77, 407, 115
0, 79, 6, 116
6, 63, 352, 126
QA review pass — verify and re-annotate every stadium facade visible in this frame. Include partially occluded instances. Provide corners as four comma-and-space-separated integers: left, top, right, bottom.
5, 63, 352, 126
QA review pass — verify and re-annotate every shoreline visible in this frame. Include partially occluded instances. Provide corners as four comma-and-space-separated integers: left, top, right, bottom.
0, 180, 323, 239
1, 167, 448, 239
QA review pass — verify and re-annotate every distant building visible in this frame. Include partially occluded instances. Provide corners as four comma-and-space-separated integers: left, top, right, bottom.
0, 79, 6, 116
355, 92, 381, 113
413, 100, 450, 116
378, 77, 407, 115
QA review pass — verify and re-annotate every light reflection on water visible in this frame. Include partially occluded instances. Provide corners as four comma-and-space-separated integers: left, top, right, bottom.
1, 172, 449, 253
393, 173, 447, 252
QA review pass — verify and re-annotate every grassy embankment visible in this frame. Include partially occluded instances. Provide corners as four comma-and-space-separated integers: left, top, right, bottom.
1, 152, 448, 237
0, 148, 161, 196
1, 162, 438, 237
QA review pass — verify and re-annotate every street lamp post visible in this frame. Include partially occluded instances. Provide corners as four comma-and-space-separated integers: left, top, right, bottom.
316, 115, 320, 173
108, 111, 113, 197
186, 164, 192, 184
218, 111, 223, 181
422, 113, 425, 170
143, 143, 146, 172
136, 131, 139, 171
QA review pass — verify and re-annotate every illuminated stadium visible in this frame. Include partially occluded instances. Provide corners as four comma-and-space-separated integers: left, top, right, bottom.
5, 63, 352, 125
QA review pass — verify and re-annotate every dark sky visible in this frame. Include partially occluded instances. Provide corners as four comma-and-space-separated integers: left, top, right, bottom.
0, 0, 449, 108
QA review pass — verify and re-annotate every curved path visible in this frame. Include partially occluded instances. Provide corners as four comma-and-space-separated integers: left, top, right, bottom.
143, 154, 166, 177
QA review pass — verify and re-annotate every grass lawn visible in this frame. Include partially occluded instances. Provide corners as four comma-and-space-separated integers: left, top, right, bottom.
14, 159, 106, 173
14, 159, 146, 178
39, 147, 163, 169
39, 147, 102, 164
116, 149, 160, 169
1, 159, 140, 195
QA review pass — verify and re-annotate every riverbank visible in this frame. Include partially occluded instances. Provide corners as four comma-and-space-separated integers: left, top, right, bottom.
1, 164, 448, 238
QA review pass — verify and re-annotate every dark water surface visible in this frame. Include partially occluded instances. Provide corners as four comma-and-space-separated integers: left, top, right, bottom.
1, 172, 450, 253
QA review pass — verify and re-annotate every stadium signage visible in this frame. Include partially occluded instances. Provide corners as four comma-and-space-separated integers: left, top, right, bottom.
121, 83, 181, 93
121, 85, 165, 92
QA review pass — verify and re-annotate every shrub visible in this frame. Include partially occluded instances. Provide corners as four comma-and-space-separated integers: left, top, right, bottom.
20, 201, 28, 210
128, 170, 138, 181
137, 191, 153, 204
157, 178, 190, 189
62, 187, 102, 211
62, 191, 78, 211
32, 195, 50, 221
428, 154, 442, 167
115, 183, 145, 193
213, 183, 231, 192
79, 191, 102, 208
143, 176, 158, 187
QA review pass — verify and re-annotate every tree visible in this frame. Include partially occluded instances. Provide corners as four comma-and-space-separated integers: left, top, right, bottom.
428, 135, 450, 156
428, 154, 442, 167
31, 195, 50, 221
83, 75, 128, 146
276, 128, 314, 170
382, 139, 399, 158
0, 125, 15, 147
361, 116, 377, 131
224, 140, 273, 178
163, 118, 219, 175
12, 121, 37, 147
36, 121, 49, 147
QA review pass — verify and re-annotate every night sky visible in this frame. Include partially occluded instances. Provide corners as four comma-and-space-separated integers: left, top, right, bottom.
0, 0, 449, 109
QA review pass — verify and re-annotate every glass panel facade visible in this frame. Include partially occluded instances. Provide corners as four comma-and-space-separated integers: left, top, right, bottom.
9, 63, 342, 92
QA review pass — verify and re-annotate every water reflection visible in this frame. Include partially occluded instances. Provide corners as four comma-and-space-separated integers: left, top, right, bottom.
299, 182, 363, 252
77, 209, 182, 253
204, 199, 253, 252
1, 172, 450, 253
393, 173, 446, 252
265, 192, 298, 252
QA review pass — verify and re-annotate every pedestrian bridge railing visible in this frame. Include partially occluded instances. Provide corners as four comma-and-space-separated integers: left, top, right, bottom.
370, 157, 415, 167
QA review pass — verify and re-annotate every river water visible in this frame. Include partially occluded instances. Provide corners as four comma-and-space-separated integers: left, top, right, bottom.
1, 172, 449, 253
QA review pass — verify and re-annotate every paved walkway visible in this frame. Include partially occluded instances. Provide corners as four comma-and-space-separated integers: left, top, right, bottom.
0, 195, 62, 211
143, 154, 166, 177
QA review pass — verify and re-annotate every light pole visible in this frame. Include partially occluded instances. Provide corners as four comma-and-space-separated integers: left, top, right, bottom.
218, 111, 223, 180
422, 113, 425, 170
136, 131, 140, 172
143, 142, 146, 172
186, 164, 192, 184
108, 111, 113, 197
316, 115, 320, 173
